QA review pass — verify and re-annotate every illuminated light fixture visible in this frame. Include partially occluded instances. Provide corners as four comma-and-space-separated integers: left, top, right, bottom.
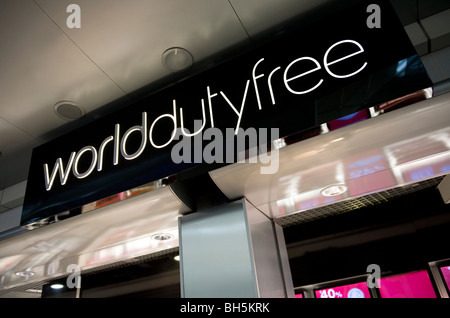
320, 184, 348, 197
23, 218, 50, 230
331, 137, 344, 143
54, 101, 85, 121
50, 283, 64, 289
15, 270, 35, 277
151, 233, 174, 241
174, 255, 180, 261
273, 138, 287, 150
162, 47, 193, 72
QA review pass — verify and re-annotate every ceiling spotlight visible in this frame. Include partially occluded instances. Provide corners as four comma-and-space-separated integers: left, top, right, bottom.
54, 101, 85, 121
151, 233, 174, 241
174, 255, 180, 261
162, 47, 193, 72
321, 184, 348, 197
50, 283, 65, 289
15, 270, 35, 277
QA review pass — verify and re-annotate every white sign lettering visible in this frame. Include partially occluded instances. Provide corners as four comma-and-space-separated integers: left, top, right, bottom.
43, 39, 367, 191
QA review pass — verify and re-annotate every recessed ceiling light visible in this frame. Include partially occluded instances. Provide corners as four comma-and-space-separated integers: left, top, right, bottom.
50, 283, 64, 289
15, 270, 35, 277
54, 101, 85, 121
320, 184, 348, 197
162, 47, 193, 72
174, 255, 180, 261
151, 233, 174, 241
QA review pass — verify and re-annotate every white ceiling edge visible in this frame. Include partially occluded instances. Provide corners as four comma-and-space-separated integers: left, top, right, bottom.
0, 1, 127, 137
209, 91, 450, 219
33, 0, 254, 94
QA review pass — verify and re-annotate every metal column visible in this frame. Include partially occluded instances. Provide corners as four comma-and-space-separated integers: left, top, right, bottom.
178, 198, 294, 298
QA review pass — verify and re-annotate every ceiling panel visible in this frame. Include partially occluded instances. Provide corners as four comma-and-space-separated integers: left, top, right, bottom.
35, 0, 252, 94
0, 147, 33, 189
0, 102, 39, 189
0, 0, 126, 141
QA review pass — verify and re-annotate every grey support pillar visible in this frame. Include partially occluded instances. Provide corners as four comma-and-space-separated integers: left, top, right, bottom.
178, 199, 294, 298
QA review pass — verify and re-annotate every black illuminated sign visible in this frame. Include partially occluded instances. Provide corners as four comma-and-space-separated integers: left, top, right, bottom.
22, 0, 432, 225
